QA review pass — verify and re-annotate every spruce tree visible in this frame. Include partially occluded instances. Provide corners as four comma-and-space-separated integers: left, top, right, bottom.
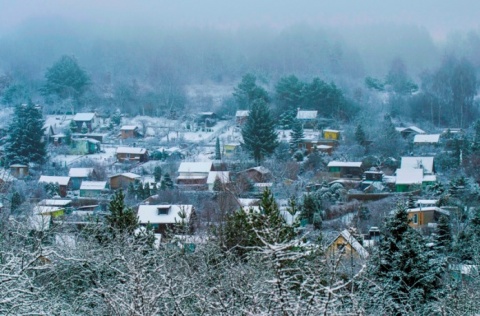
435, 215, 452, 251
10, 191, 22, 212
81, 122, 88, 134
241, 99, 279, 164
161, 173, 174, 190
69, 119, 78, 133
215, 137, 222, 160
354, 123, 366, 146
300, 194, 321, 226
5, 102, 47, 166
369, 205, 440, 314
105, 190, 138, 236
212, 176, 223, 192
290, 119, 304, 152
143, 182, 151, 199
153, 166, 162, 182
136, 182, 145, 199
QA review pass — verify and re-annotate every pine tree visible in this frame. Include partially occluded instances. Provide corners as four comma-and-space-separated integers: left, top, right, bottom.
290, 119, 304, 152
369, 205, 440, 314
105, 190, 138, 236
215, 137, 222, 160
136, 182, 145, 199
143, 182, 151, 199
5, 102, 47, 166
69, 119, 78, 133
153, 166, 162, 182
354, 123, 366, 146
161, 173, 173, 190
10, 191, 22, 212
212, 176, 223, 192
81, 122, 88, 134
435, 215, 452, 251
300, 194, 321, 226
241, 99, 279, 164
127, 181, 136, 199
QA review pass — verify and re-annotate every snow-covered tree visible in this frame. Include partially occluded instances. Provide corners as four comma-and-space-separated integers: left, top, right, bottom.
5, 102, 47, 166
289, 119, 304, 152
241, 99, 279, 164
215, 137, 221, 160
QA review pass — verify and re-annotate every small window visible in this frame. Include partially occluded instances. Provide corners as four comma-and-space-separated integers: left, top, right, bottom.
157, 206, 170, 215
337, 243, 346, 251
412, 214, 418, 225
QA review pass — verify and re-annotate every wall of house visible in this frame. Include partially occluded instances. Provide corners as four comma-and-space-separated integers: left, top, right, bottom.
110, 176, 136, 190
324, 131, 340, 140
327, 235, 361, 260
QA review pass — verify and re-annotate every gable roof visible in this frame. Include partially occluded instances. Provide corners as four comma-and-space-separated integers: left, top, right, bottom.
39, 199, 72, 207
395, 126, 426, 134
68, 168, 94, 178
296, 110, 318, 120
137, 204, 193, 224
116, 147, 147, 155
38, 176, 70, 186
329, 229, 369, 260
80, 181, 108, 190
73, 113, 96, 121
413, 134, 441, 143
110, 172, 141, 180
178, 161, 213, 173
207, 171, 230, 184
245, 166, 271, 174
400, 157, 434, 174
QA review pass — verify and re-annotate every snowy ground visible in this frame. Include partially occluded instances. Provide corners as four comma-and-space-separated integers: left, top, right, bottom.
51, 147, 117, 167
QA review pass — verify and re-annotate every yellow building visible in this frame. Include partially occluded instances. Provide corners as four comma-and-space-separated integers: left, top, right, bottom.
326, 229, 369, 261
323, 129, 341, 140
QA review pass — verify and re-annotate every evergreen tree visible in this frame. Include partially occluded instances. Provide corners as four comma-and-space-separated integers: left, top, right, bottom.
369, 205, 440, 314
143, 182, 151, 199
10, 191, 22, 212
81, 122, 88, 134
215, 137, 221, 160
105, 190, 138, 236
5, 102, 47, 166
136, 182, 145, 199
354, 123, 367, 146
153, 166, 162, 182
290, 119, 304, 152
127, 181, 136, 199
300, 193, 321, 227
241, 99, 279, 164
111, 111, 122, 126
161, 173, 174, 190
435, 215, 452, 251
233, 73, 269, 109
275, 75, 305, 113
212, 176, 223, 192
69, 119, 78, 133
42, 55, 90, 105
407, 193, 415, 209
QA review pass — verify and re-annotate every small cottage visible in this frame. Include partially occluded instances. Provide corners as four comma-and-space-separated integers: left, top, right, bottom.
71, 138, 101, 155
79, 181, 109, 198
116, 147, 149, 163
68, 168, 94, 190
327, 161, 363, 179
235, 110, 249, 126
206, 171, 230, 191
177, 161, 214, 189
137, 204, 194, 236
110, 172, 141, 190
120, 125, 141, 139
326, 229, 369, 261
73, 113, 98, 133
38, 176, 71, 197
323, 129, 341, 140
10, 164, 28, 178
407, 207, 450, 229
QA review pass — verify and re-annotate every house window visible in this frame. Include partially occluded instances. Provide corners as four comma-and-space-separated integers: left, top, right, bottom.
412, 214, 418, 225
157, 206, 170, 215
337, 243, 346, 251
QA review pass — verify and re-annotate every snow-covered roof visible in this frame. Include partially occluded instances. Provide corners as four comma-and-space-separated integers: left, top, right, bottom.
413, 134, 441, 143
34, 206, 63, 215
68, 168, 94, 178
116, 147, 147, 155
395, 126, 425, 134
207, 171, 230, 184
317, 145, 333, 149
416, 199, 438, 207
395, 168, 423, 185
178, 161, 213, 173
120, 125, 138, 131
38, 176, 70, 186
80, 181, 108, 190
73, 113, 96, 121
138, 204, 193, 224
296, 110, 318, 120
246, 166, 271, 174
39, 199, 72, 207
177, 175, 208, 180
110, 172, 141, 180
328, 161, 363, 168
238, 198, 259, 207
235, 110, 249, 117
330, 229, 369, 260
407, 206, 450, 216
323, 129, 340, 133
400, 157, 434, 174
423, 175, 437, 182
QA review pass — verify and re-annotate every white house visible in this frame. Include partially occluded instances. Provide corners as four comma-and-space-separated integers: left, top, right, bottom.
138, 204, 194, 236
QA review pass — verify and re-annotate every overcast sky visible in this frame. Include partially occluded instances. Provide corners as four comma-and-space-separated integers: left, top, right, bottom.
0, 0, 479, 40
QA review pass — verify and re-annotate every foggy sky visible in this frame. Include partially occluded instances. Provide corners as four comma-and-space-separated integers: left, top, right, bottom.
0, 0, 479, 40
